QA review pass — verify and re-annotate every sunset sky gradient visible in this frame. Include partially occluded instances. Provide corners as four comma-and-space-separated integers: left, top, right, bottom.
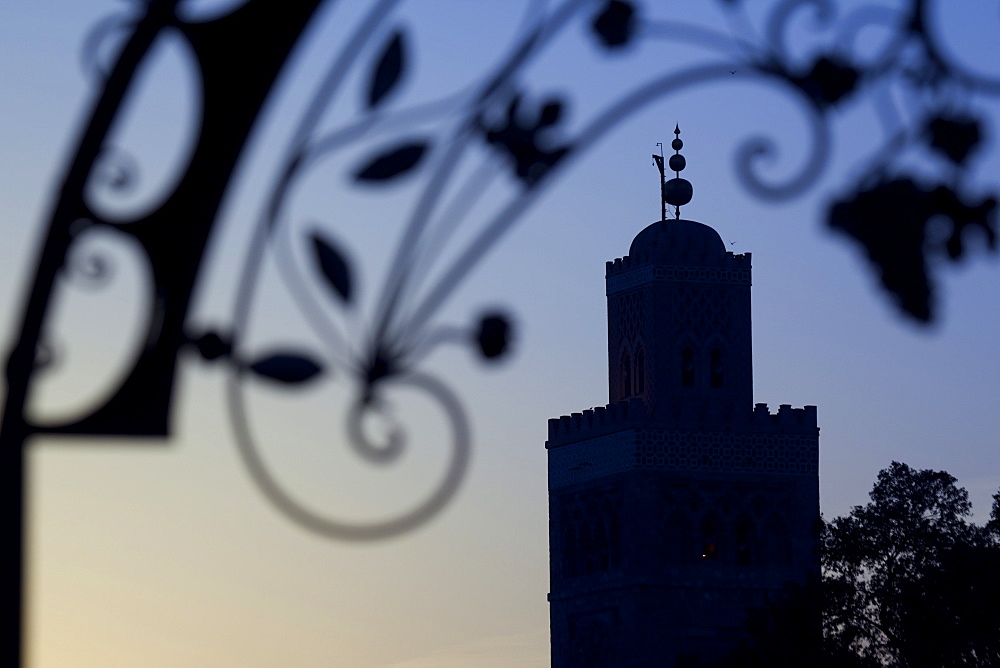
3, 1, 1000, 665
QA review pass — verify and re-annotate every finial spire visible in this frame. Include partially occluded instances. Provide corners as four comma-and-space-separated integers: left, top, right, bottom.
662, 125, 693, 219
652, 143, 666, 221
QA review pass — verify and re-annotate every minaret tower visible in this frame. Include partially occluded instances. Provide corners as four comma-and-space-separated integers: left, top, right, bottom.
546, 130, 820, 667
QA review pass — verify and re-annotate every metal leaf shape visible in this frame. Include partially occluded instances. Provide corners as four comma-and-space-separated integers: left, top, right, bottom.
249, 352, 323, 384
367, 30, 405, 109
927, 115, 982, 165
476, 313, 511, 360
591, 0, 636, 49
310, 232, 352, 303
354, 142, 427, 181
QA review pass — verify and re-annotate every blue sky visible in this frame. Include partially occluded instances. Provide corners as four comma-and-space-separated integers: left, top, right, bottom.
4, 1, 1000, 665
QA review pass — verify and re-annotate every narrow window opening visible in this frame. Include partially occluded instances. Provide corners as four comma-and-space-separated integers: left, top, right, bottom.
763, 516, 789, 566
710, 348, 724, 388
665, 512, 687, 565
562, 523, 578, 577
608, 508, 622, 569
736, 516, 753, 566
595, 520, 610, 571
562, 492, 622, 578
635, 348, 645, 394
620, 352, 632, 398
681, 347, 695, 387
580, 523, 595, 573
701, 515, 719, 560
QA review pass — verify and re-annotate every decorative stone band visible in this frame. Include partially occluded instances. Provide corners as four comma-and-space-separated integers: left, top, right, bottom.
606, 265, 752, 295
547, 571, 798, 603
549, 428, 818, 489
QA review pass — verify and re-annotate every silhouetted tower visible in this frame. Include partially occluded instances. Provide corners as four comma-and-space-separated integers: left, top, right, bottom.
547, 129, 820, 667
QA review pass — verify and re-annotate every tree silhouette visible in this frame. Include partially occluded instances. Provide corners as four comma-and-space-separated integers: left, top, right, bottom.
733, 462, 1000, 667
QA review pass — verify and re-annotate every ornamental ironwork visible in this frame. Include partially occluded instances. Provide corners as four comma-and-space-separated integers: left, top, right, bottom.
3, 1, 998, 663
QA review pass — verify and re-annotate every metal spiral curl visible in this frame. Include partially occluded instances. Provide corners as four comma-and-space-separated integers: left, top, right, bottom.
13, 0, 998, 560
65, 222, 117, 289
88, 146, 141, 197
228, 366, 470, 541
346, 394, 406, 465
80, 10, 140, 81
732, 98, 831, 201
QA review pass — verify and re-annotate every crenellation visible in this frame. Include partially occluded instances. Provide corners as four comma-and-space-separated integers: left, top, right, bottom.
606, 252, 754, 279
606, 255, 638, 278
548, 400, 817, 447
750, 402, 818, 430
548, 398, 649, 445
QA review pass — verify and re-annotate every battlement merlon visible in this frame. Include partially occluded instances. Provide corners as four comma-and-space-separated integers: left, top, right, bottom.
546, 401, 817, 449
605, 253, 751, 295
605, 251, 751, 279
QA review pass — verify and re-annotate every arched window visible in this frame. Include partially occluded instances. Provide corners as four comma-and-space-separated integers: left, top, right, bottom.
710, 347, 724, 388
562, 522, 578, 577
665, 511, 689, 565
681, 347, 695, 387
620, 351, 632, 399
701, 513, 720, 560
606, 503, 622, 570
580, 522, 595, 573
762, 514, 790, 567
570, 616, 613, 668
594, 519, 610, 571
735, 514, 754, 566
634, 347, 645, 395
561, 492, 622, 577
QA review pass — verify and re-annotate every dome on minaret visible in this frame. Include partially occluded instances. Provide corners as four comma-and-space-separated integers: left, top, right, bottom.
628, 218, 727, 267
635, 125, 726, 266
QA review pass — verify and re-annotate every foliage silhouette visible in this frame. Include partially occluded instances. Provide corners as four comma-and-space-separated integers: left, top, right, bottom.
310, 232, 353, 304
731, 462, 1000, 667
475, 313, 512, 361
366, 30, 406, 109
591, 0, 637, 50
353, 140, 428, 181
248, 352, 324, 384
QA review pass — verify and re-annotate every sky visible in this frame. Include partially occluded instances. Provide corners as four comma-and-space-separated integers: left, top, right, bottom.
3, 1, 1000, 666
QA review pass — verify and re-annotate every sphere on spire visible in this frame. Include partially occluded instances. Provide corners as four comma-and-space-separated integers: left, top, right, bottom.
663, 177, 692, 206
662, 125, 693, 216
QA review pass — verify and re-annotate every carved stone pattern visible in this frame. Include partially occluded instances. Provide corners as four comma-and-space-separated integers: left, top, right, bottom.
568, 609, 617, 667
652, 482, 793, 569
606, 266, 653, 294
634, 430, 817, 475
560, 485, 624, 578
657, 481, 791, 534
659, 480, 789, 512
652, 266, 750, 284
549, 429, 817, 488
608, 290, 643, 399
606, 265, 749, 294
673, 286, 729, 338
619, 291, 643, 349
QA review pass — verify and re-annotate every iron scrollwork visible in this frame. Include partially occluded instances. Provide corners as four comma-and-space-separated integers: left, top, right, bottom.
3, 1, 1000, 659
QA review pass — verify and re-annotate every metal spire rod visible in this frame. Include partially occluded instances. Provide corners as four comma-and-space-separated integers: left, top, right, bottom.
662, 124, 692, 219
652, 142, 666, 222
